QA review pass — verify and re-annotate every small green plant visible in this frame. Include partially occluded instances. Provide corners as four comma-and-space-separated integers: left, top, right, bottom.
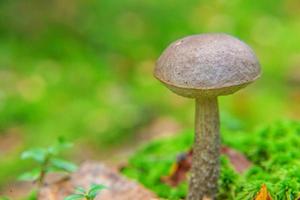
19, 138, 77, 187
65, 184, 107, 200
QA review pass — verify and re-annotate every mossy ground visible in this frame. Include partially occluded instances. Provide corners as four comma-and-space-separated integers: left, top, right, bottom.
122, 120, 300, 200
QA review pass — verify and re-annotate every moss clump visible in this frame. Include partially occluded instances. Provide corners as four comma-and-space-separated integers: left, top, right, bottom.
122, 120, 300, 200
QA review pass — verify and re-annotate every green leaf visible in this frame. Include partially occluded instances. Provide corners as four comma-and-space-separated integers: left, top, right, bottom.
18, 169, 41, 181
75, 187, 86, 194
64, 194, 84, 200
48, 138, 73, 155
21, 148, 47, 163
50, 158, 77, 172
88, 184, 107, 198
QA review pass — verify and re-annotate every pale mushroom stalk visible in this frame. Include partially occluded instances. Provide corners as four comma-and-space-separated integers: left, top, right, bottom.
154, 33, 261, 200
189, 97, 220, 200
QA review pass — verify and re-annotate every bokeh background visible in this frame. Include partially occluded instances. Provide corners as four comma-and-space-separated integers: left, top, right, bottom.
0, 0, 300, 195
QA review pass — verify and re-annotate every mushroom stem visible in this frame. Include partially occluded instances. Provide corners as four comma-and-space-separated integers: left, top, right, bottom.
188, 97, 220, 200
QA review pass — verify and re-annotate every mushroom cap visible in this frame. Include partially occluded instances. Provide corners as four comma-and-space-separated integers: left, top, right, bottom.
154, 33, 261, 98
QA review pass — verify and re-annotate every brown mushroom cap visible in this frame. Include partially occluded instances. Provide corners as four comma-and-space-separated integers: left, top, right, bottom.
154, 33, 261, 98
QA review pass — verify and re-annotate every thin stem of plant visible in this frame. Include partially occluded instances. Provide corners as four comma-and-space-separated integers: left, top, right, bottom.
37, 154, 51, 188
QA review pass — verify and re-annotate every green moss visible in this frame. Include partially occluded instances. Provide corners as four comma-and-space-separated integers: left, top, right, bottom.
122, 120, 300, 200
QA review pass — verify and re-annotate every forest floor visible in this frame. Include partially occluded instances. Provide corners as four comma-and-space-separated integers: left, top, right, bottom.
0, 117, 182, 199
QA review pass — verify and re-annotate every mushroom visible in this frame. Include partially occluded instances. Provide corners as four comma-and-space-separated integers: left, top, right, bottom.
154, 33, 261, 200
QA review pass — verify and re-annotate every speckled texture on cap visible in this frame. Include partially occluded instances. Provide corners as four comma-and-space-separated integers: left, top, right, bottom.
154, 33, 261, 97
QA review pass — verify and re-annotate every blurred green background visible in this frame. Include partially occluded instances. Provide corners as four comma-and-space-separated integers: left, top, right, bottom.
0, 0, 300, 195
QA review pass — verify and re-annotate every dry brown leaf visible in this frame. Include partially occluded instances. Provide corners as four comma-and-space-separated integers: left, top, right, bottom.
39, 162, 156, 200
255, 184, 272, 200
161, 149, 192, 186
221, 146, 252, 173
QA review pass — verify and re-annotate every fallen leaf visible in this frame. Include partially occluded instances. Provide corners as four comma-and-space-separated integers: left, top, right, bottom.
161, 149, 192, 186
39, 162, 156, 200
221, 146, 252, 173
255, 184, 272, 200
